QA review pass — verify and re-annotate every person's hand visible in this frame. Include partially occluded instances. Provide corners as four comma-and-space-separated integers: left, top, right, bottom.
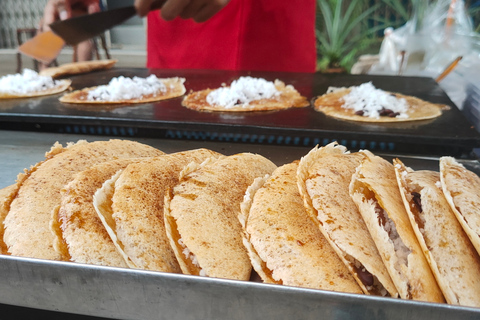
41, 0, 101, 31
38, 0, 100, 68
134, 0, 230, 23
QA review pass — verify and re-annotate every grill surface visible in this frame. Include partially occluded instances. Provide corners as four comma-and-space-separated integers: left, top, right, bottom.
0, 69, 478, 157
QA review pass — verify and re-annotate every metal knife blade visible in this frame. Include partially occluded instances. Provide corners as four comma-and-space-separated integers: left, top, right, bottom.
49, 6, 136, 46
49, 0, 166, 46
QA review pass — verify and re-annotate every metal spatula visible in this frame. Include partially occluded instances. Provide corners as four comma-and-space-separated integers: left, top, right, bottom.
18, 31, 65, 64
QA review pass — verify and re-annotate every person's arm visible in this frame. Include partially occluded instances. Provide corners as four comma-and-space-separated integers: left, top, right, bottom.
39, 0, 101, 67
41, 0, 101, 31
134, 0, 230, 23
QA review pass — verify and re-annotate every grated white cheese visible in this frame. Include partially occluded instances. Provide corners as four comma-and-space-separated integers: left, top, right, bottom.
178, 238, 206, 276
381, 207, 411, 267
87, 74, 167, 101
330, 82, 409, 119
0, 69, 61, 94
206, 76, 280, 109
371, 198, 411, 267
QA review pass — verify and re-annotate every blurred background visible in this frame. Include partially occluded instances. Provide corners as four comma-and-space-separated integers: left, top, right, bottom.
0, 0, 478, 72
0, 0, 147, 71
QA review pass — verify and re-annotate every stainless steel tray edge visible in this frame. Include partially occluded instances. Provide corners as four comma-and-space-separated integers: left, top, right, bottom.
0, 255, 478, 320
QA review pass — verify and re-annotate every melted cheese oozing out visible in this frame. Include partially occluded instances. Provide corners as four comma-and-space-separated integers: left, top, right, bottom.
0, 69, 61, 94
329, 82, 409, 119
87, 75, 167, 101
206, 76, 280, 109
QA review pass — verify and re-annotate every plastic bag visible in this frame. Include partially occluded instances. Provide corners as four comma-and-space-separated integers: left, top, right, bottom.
369, 0, 477, 77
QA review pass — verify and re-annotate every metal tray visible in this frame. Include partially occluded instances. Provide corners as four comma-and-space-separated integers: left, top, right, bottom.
0, 131, 480, 319
0, 254, 479, 320
0, 69, 479, 157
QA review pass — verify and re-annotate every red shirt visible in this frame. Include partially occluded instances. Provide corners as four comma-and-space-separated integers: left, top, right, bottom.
146, 0, 316, 72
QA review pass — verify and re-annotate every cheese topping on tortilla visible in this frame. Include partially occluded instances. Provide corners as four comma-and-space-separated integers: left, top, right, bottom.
206, 76, 280, 109
87, 75, 167, 102
178, 238, 207, 276
0, 69, 62, 94
328, 82, 409, 119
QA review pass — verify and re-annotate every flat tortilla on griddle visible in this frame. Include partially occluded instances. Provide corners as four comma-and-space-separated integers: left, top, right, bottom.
59, 77, 186, 104
240, 161, 362, 294
349, 150, 444, 302
394, 159, 480, 307
182, 78, 309, 112
94, 149, 221, 272
0, 68, 71, 99
297, 143, 397, 297
164, 153, 277, 280
0, 81, 71, 99
39, 59, 117, 78
440, 157, 480, 256
3, 140, 163, 261
57, 158, 161, 266
314, 86, 447, 122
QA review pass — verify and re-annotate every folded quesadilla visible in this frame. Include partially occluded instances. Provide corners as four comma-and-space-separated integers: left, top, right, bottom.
240, 161, 362, 294
395, 159, 480, 307
349, 150, 444, 302
3, 140, 163, 260
440, 157, 480, 256
164, 153, 277, 280
56, 158, 160, 266
94, 149, 221, 272
297, 143, 397, 296
39, 59, 117, 78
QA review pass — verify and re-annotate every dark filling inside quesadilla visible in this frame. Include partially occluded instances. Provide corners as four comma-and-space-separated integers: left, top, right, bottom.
374, 202, 411, 266
351, 261, 389, 296
373, 201, 413, 299
409, 191, 426, 232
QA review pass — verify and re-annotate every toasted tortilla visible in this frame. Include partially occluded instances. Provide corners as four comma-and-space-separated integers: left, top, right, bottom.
240, 161, 362, 293
349, 150, 444, 302
39, 59, 117, 78
0, 79, 71, 99
182, 79, 309, 112
0, 184, 19, 254
59, 77, 186, 104
164, 153, 277, 280
297, 143, 397, 297
394, 159, 480, 307
440, 157, 480, 256
3, 140, 163, 261
57, 157, 162, 266
94, 149, 221, 272
314, 87, 447, 122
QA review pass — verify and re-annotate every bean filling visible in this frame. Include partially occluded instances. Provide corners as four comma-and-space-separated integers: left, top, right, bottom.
411, 192, 423, 213
355, 107, 400, 117
354, 265, 374, 286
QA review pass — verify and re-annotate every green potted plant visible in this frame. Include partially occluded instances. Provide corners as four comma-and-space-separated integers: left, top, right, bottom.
316, 0, 384, 72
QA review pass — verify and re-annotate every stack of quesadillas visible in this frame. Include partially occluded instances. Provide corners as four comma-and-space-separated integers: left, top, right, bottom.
1, 139, 479, 307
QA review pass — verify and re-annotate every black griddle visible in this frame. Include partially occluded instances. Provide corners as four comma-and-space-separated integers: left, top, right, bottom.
0, 68, 478, 157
